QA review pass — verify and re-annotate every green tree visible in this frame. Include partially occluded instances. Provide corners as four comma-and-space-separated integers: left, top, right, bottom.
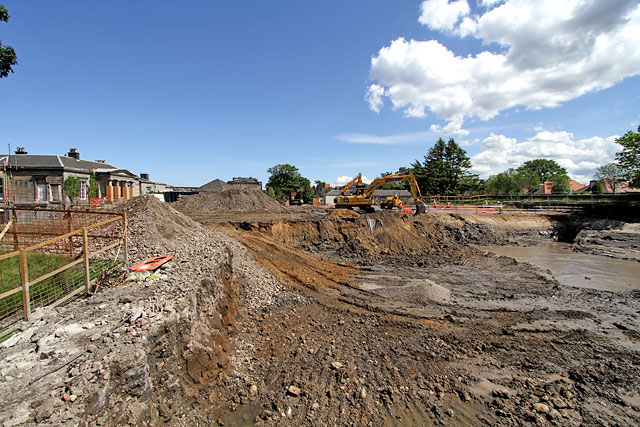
513, 170, 541, 194
88, 172, 99, 198
313, 180, 328, 197
615, 126, 640, 187
485, 169, 521, 194
266, 164, 311, 202
265, 186, 276, 199
517, 159, 568, 182
594, 163, 626, 194
63, 176, 81, 205
411, 138, 472, 195
0, 5, 18, 78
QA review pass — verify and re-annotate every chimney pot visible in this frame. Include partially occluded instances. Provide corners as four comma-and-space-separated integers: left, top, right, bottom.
15, 147, 27, 155
67, 148, 80, 160
140, 173, 150, 180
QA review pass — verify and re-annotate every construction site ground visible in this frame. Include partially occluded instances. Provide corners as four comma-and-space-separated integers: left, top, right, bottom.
1, 193, 639, 426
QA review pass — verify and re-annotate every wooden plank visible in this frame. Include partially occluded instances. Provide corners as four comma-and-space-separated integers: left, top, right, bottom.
0, 286, 22, 300
84, 215, 123, 231
48, 285, 84, 309
19, 250, 30, 322
0, 219, 13, 242
8, 206, 124, 215
88, 240, 120, 258
12, 207, 19, 250
122, 211, 128, 266
28, 258, 84, 287
24, 228, 84, 252
0, 250, 20, 261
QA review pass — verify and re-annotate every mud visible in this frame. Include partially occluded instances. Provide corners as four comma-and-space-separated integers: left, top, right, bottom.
1, 203, 639, 426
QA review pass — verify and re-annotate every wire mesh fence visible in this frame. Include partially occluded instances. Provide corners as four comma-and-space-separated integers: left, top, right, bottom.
0, 207, 126, 333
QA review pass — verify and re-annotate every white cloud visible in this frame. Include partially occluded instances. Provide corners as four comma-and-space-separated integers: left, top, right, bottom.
430, 121, 469, 136
470, 131, 621, 183
334, 175, 372, 187
335, 130, 433, 145
419, 0, 470, 32
365, 84, 385, 113
369, 0, 640, 127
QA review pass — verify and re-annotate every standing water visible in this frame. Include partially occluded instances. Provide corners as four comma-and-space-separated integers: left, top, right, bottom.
477, 243, 640, 292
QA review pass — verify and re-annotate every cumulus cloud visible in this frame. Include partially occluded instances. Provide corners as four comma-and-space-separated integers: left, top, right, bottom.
419, 0, 470, 32
368, 0, 640, 128
334, 175, 372, 187
430, 121, 469, 136
470, 130, 620, 183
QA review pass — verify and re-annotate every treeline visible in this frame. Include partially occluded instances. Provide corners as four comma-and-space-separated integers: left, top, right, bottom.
264, 126, 640, 200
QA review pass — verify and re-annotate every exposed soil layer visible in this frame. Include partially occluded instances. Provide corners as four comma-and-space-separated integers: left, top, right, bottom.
1, 203, 639, 426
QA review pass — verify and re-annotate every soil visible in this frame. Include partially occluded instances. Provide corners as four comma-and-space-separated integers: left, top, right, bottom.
173, 188, 286, 214
1, 196, 639, 426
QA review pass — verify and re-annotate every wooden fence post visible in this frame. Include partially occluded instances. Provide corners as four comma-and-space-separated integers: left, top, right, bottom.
122, 211, 128, 267
82, 227, 90, 294
12, 207, 19, 250
19, 249, 30, 321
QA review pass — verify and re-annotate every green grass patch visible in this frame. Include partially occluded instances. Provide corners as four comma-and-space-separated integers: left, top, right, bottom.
1, 253, 121, 324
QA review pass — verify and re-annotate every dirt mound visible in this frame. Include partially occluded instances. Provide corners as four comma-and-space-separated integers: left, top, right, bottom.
326, 208, 360, 218
173, 187, 286, 213
122, 195, 211, 253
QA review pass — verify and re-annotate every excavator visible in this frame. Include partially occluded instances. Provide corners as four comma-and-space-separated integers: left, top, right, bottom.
335, 171, 426, 214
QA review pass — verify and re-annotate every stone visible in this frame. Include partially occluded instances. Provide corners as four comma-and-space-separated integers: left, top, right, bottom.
534, 403, 550, 413
492, 388, 510, 399
287, 385, 302, 397
35, 398, 56, 422
331, 361, 343, 370
249, 385, 258, 396
311, 402, 320, 410
360, 387, 367, 399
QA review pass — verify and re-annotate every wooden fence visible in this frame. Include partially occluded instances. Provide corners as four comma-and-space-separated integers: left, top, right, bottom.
0, 207, 127, 333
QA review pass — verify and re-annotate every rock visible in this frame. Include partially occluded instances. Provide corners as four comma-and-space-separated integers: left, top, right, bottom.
311, 402, 320, 410
492, 388, 511, 399
35, 398, 56, 422
249, 385, 258, 396
62, 393, 72, 402
87, 345, 98, 353
1, 333, 22, 348
331, 361, 343, 370
119, 295, 134, 304
534, 402, 550, 413
287, 385, 302, 397
360, 387, 367, 399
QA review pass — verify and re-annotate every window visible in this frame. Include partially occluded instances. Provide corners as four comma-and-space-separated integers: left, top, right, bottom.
0, 177, 3, 200
37, 183, 47, 201
80, 181, 87, 200
50, 184, 61, 201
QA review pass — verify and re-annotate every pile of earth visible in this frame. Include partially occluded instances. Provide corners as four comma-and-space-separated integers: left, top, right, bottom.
0, 195, 297, 426
173, 187, 286, 213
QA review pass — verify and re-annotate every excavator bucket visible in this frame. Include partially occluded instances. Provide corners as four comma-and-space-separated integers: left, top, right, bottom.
414, 202, 426, 215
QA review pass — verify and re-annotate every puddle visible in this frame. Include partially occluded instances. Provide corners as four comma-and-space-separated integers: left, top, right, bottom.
218, 403, 262, 426
478, 243, 640, 292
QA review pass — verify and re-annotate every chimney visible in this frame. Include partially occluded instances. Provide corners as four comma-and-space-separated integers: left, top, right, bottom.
95, 160, 106, 164
67, 148, 80, 160
15, 147, 27, 155
140, 173, 150, 180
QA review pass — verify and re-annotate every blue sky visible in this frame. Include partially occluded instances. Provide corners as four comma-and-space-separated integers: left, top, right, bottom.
1, 0, 639, 187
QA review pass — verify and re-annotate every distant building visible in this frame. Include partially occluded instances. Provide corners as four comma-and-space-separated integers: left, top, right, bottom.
534, 179, 586, 195
138, 173, 171, 196
227, 176, 262, 190
588, 179, 639, 194
0, 148, 139, 206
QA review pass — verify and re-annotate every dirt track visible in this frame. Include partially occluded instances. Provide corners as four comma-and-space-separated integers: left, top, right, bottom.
1, 198, 639, 426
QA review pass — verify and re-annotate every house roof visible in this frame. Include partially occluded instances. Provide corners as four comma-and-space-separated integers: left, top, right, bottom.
325, 190, 342, 196
569, 179, 587, 192
1, 154, 116, 171
198, 179, 230, 192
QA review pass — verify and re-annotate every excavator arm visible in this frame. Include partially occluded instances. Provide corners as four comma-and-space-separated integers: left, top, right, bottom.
335, 170, 425, 214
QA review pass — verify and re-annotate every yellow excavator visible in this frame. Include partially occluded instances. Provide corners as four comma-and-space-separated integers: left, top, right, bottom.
335, 171, 426, 214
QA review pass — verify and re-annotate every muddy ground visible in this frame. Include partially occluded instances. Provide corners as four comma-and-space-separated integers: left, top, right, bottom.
1, 198, 639, 426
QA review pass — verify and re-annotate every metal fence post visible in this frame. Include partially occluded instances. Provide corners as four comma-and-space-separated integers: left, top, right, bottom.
82, 227, 90, 294
19, 249, 30, 321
